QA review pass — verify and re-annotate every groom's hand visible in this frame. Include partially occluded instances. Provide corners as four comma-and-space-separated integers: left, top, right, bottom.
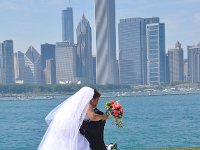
101, 114, 109, 121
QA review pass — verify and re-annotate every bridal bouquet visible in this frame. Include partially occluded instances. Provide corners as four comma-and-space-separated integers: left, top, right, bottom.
105, 100, 124, 128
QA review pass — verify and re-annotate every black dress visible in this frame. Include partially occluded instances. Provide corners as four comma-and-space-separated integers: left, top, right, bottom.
80, 108, 107, 150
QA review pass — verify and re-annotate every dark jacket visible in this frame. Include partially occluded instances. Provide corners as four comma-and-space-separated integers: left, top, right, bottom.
80, 108, 107, 150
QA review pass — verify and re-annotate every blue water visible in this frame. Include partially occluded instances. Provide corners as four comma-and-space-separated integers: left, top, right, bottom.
0, 94, 200, 150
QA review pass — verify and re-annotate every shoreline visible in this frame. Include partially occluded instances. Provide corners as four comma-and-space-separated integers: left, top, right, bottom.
0, 90, 200, 101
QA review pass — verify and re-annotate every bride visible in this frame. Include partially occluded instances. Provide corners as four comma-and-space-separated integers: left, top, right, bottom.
38, 86, 109, 150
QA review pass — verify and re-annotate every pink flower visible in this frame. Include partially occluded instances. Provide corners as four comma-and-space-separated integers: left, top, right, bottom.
105, 100, 124, 128
113, 110, 119, 117
120, 107, 124, 114
113, 102, 121, 109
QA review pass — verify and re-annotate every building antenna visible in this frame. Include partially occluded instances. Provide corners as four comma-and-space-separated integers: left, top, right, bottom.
68, 0, 71, 7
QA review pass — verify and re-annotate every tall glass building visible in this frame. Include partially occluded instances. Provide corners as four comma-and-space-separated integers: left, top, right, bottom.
62, 7, 74, 44
146, 23, 166, 85
41, 43, 56, 84
118, 17, 160, 85
76, 14, 94, 84
118, 18, 146, 85
95, 0, 118, 85
187, 42, 200, 83
0, 40, 14, 84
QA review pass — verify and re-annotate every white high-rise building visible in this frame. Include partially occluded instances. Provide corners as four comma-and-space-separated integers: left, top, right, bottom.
168, 41, 184, 82
95, 0, 118, 85
146, 23, 166, 85
187, 42, 200, 83
44, 59, 56, 84
184, 59, 188, 81
55, 42, 77, 84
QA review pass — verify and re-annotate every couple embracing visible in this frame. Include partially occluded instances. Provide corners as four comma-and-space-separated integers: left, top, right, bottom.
38, 87, 109, 150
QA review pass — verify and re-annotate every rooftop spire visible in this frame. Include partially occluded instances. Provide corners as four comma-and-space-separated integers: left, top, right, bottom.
82, 12, 85, 19
68, 0, 71, 7
175, 41, 181, 49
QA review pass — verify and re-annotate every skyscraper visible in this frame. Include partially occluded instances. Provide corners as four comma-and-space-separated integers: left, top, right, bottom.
44, 59, 56, 84
14, 51, 25, 83
95, 0, 118, 85
62, 7, 74, 44
187, 42, 200, 83
118, 18, 146, 85
118, 17, 160, 85
184, 59, 188, 81
168, 41, 184, 82
24, 46, 42, 85
165, 53, 170, 83
76, 14, 93, 84
55, 42, 77, 84
144, 17, 160, 84
146, 23, 166, 85
0, 40, 14, 84
41, 43, 56, 84
92, 56, 96, 84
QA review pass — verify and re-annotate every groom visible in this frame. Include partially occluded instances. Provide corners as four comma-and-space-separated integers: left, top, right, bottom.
80, 108, 107, 150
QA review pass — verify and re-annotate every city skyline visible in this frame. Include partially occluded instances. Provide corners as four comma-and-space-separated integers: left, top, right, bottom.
0, 0, 200, 58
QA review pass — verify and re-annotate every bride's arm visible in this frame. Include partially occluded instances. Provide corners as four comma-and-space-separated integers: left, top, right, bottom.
86, 105, 109, 121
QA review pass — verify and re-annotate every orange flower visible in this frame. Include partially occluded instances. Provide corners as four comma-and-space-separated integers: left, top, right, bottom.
110, 100, 115, 105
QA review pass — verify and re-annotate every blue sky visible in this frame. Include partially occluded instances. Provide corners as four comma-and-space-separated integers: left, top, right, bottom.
0, 0, 200, 58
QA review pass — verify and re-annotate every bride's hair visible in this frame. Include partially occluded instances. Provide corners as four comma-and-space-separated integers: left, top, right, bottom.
93, 89, 101, 99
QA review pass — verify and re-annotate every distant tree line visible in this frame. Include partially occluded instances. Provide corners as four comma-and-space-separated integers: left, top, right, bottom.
1, 82, 198, 95
0, 84, 131, 94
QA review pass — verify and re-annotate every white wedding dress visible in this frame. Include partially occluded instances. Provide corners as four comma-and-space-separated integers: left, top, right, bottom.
38, 87, 93, 150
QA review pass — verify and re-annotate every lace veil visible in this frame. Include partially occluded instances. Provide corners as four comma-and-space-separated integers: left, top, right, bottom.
38, 86, 94, 150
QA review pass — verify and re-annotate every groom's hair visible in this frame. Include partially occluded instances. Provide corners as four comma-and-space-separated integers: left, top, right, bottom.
93, 89, 101, 99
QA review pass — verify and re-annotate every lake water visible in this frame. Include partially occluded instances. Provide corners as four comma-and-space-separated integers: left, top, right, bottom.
0, 94, 200, 150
